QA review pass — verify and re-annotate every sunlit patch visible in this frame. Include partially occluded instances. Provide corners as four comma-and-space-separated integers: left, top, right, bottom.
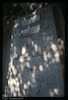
24, 83, 28, 89
18, 73, 21, 78
43, 53, 48, 62
39, 65, 43, 71
55, 57, 60, 63
49, 89, 54, 97
11, 35, 13, 39
14, 46, 16, 51
33, 66, 36, 71
54, 88, 59, 95
26, 57, 31, 61
15, 86, 18, 92
14, 23, 19, 28
25, 53, 29, 57
21, 47, 26, 55
47, 52, 52, 58
19, 55, 24, 63
11, 86, 14, 92
32, 41, 34, 46
54, 51, 59, 58
34, 44, 38, 52
27, 81, 31, 86
12, 66, 17, 75
54, 52, 60, 62
11, 43, 13, 47
32, 72, 35, 78
8, 78, 16, 86
16, 82, 19, 87
15, 77, 18, 82
23, 89, 26, 95
51, 43, 57, 52
26, 62, 30, 68
13, 92, 17, 97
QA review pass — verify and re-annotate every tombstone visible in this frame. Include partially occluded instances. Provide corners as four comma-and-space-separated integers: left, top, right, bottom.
4, 5, 64, 97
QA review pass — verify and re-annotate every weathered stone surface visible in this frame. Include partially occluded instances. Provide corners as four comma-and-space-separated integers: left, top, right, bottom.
3, 5, 64, 97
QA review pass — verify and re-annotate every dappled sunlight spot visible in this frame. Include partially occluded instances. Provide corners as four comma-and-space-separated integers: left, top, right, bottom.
27, 81, 31, 86
49, 88, 59, 97
26, 62, 30, 68
26, 57, 31, 61
8, 78, 16, 86
32, 10, 37, 15
34, 44, 38, 52
39, 65, 43, 71
19, 55, 24, 63
31, 41, 34, 46
49, 89, 54, 97
15, 77, 18, 82
47, 52, 52, 58
15, 86, 18, 92
16, 81, 19, 87
43, 53, 48, 62
23, 89, 26, 96
54, 88, 59, 95
54, 51, 60, 63
24, 83, 28, 89
11, 65, 17, 75
33, 66, 36, 71
18, 73, 21, 78
11, 35, 13, 40
54, 51, 59, 58
11, 86, 14, 92
51, 43, 57, 52
32, 72, 35, 78
11, 43, 13, 47
25, 53, 29, 57
51, 58, 55, 63
14, 23, 19, 28
13, 92, 17, 97
55, 57, 60, 63
21, 47, 26, 55
6, 75, 9, 79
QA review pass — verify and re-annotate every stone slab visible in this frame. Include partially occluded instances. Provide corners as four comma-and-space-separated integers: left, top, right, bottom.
20, 24, 41, 36
3, 5, 64, 97
21, 14, 40, 27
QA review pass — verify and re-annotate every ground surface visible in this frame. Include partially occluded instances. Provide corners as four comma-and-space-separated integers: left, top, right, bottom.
3, 4, 64, 97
